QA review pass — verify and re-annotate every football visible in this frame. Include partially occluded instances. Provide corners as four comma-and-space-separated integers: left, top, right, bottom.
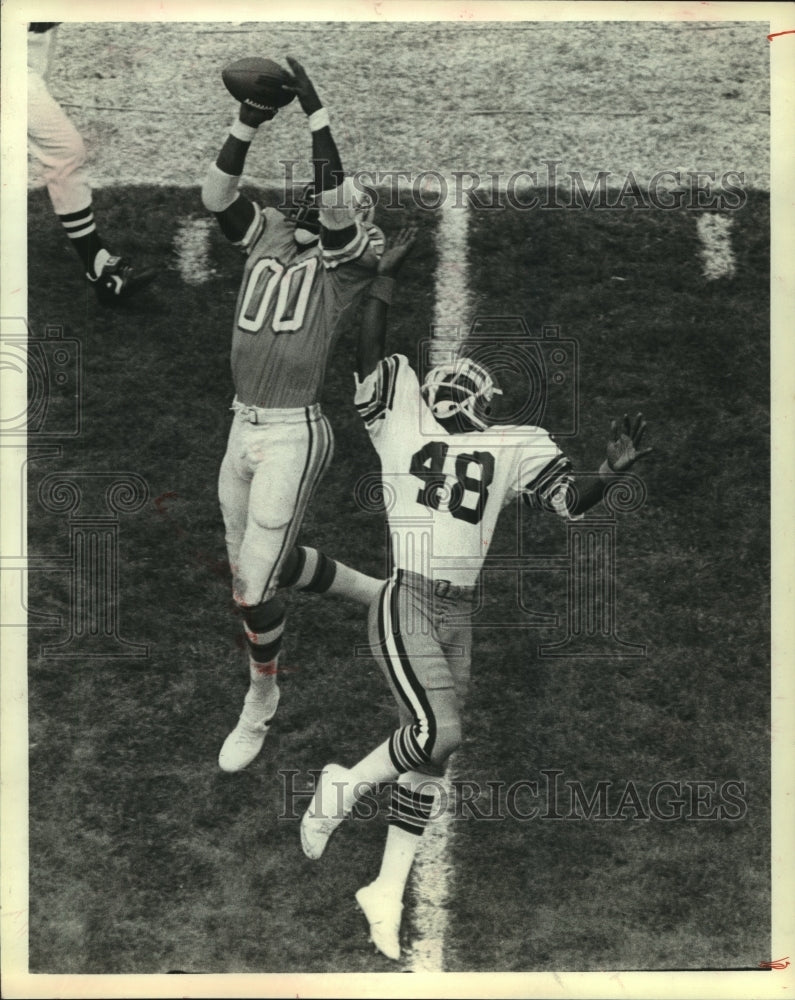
221, 56, 295, 112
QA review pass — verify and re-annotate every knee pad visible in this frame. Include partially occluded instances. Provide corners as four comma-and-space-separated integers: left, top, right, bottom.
239, 596, 284, 630
429, 718, 462, 768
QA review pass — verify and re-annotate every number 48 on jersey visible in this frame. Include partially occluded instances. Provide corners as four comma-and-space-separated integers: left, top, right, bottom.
410, 441, 495, 525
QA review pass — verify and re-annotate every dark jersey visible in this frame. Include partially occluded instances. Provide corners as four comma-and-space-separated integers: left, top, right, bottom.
231, 206, 384, 408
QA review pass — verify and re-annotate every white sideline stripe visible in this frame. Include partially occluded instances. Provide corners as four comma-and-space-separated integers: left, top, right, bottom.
173, 217, 215, 285
408, 770, 455, 973
408, 180, 469, 974
696, 214, 736, 280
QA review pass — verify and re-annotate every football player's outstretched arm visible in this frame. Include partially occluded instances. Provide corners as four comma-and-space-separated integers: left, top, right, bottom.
283, 57, 343, 196
565, 413, 653, 516
201, 102, 273, 243
284, 56, 365, 252
356, 227, 417, 378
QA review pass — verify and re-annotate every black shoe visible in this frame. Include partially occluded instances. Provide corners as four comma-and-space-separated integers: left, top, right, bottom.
88, 255, 157, 305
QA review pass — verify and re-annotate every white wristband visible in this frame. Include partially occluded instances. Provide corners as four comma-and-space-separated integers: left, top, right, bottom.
230, 119, 257, 143
308, 107, 330, 132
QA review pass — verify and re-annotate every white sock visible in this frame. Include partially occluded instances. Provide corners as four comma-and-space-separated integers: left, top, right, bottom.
376, 824, 421, 899
329, 562, 384, 606
343, 739, 398, 812
242, 657, 280, 719
376, 771, 435, 898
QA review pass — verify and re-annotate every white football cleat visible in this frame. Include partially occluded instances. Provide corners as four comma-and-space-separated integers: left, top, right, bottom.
218, 690, 279, 773
300, 762, 352, 859
355, 882, 403, 961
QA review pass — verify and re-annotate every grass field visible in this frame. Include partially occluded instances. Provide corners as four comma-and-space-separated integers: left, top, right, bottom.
24, 178, 770, 976
2, 10, 784, 995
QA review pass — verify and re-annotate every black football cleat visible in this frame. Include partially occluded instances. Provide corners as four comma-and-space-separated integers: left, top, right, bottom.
89, 255, 157, 305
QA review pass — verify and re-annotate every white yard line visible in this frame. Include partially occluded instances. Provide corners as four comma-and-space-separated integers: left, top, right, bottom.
429, 180, 472, 367
408, 182, 471, 974
696, 214, 736, 280
173, 216, 215, 285
408, 769, 456, 972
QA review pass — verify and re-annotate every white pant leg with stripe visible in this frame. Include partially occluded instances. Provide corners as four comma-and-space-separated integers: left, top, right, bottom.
367, 571, 473, 773
218, 403, 334, 608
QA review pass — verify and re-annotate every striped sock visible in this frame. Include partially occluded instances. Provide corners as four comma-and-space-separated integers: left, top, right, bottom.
58, 206, 105, 277
279, 546, 383, 606
387, 780, 436, 836
376, 778, 436, 896
241, 597, 285, 665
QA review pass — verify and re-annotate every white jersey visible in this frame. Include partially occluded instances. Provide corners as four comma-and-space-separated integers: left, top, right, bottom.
355, 354, 574, 587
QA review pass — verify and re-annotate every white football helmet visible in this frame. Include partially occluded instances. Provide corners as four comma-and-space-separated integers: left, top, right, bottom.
421, 357, 502, 432
352, 183, 376, 224
290, 179, 375, 244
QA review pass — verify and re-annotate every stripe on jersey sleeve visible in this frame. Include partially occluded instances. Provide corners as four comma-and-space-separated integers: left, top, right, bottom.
364, 223, 385, 258
523, 454, 572, 506
233, 202, 265, 255
354, 355, 401, 426
548, 481, 579, 519
321, 220, 371, 269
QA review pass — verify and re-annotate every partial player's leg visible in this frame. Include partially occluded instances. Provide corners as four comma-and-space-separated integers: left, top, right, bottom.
27, 64, 155, 303
355, 768, 436, 960
299, 572, 460, 847
299, 573, 470, 959
230, 413, 333, 606
218, 410, 333, 772
278, 544, 384, 606
352, 577, 466, 959
217, 416, 251, 581
217, 416, 280, 772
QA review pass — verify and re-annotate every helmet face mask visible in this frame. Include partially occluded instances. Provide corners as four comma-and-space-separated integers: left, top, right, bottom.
352, 185, 376, 225
287, 181, 375, 244
421, 358, 502, 433
288, 183, 320, 245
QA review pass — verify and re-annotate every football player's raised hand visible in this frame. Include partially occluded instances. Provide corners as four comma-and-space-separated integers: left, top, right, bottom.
238, 102, 276, 127
605, 413, 653, 472
283, 57, 323, 116
378, 226, 418, 276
